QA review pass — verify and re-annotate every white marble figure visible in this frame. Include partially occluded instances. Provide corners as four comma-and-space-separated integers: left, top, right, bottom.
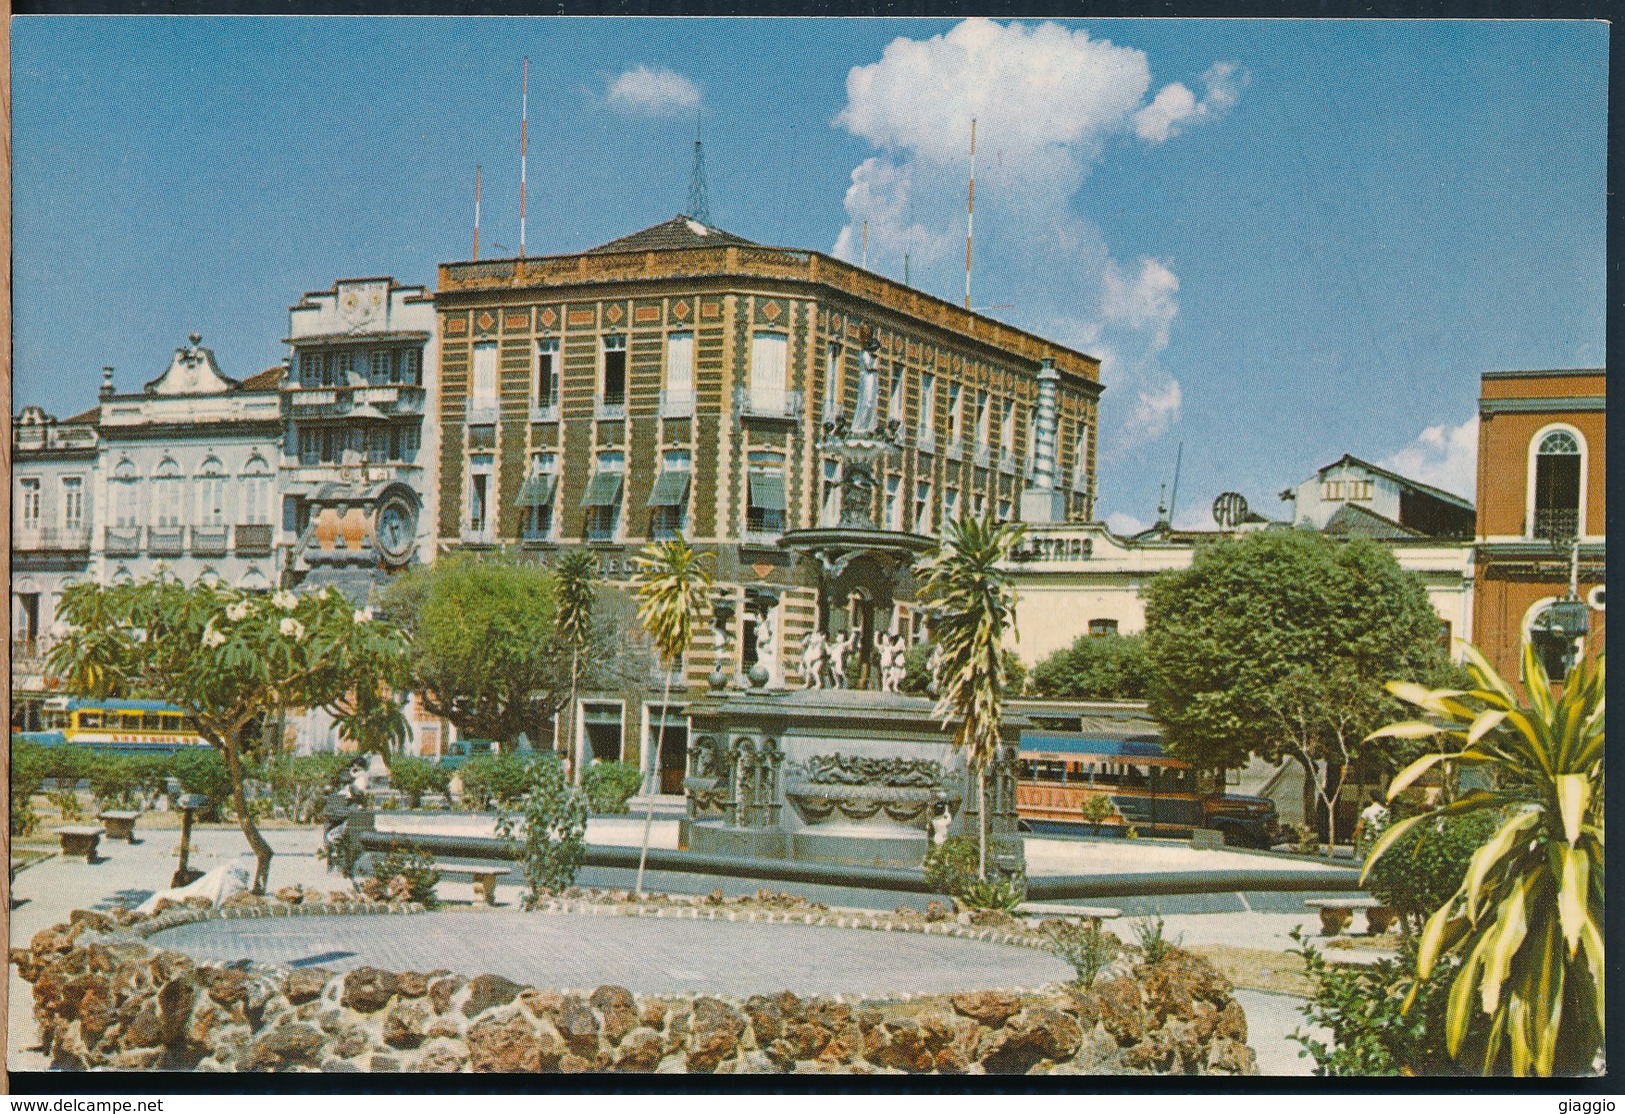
800, 630, 828, 689
827, 630, 857, 689
851, 341, 881, 437
755, 606, 779, 685
876, 630, 907, 694
929, 802, 953, 848
927, 642, 948, 695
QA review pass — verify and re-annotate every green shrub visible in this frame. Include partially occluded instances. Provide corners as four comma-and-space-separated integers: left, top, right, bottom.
958, 872, 1027, 912
583, 760, 642, 814
461, 752, 534, 808
49, 789, 84, 821
1044, 919, 1121, 986
389, 755, 451, 809
1031, 631, 1151, 700
1131, 913, 1181, 964
320, 821, 365, 880
370, 840, 442, 908
11, 743, 49, 836
167, 748, 233, 820
923, 834, 980, 896
85, 753, 141, 811
1290, 928, 1465, 1076
903, 642, 1025, 696
496, 752, 589, 906
1359, 807, 1498, 931
1080, 794, 1114, 833
261, 753, 354, 823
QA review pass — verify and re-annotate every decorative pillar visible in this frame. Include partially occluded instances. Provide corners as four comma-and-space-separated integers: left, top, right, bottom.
1021, 358, 1067, 524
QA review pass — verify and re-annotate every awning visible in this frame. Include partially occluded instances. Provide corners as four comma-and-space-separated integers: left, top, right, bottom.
748, 471, 786, 512
515, 474, 557, 508
647, 470, 690, 508
580, 472, 623, 508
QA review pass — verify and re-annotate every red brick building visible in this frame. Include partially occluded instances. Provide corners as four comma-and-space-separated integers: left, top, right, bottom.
1472, 369, 1605, 687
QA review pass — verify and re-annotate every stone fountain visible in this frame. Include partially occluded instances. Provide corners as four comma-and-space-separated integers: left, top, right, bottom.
682, 331, 1025, 871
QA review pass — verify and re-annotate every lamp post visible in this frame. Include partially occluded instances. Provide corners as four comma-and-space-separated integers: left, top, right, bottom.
172, 793, 208, 888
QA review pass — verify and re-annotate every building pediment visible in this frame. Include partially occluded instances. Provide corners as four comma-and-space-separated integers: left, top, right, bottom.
144, 334, 240, 396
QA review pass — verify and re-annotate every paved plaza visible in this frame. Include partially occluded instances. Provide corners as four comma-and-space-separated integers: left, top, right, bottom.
9, 821, 1337, 1075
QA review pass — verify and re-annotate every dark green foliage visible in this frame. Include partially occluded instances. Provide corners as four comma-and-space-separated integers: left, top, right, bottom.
496, 752, 589, 906
11, 742, 49, 836
1290, 929, 1463, 1076
461, 752, 535, 808
902, 642, 1027, 697
370, 841, 442, 908
922, 835, 1027, 910
1031, 632, 1151, 701
320, 821, 365, 880
1044, 920, 1121, 986
1131, 913, 1180, 964
1359, 808, 1500, 930
958, 872, 1027, 911
1080, 793, 1115, 833
388, 755, 451, 809
583, 760, 642, 814
259, 753, 354, 823
167, 748, 233, 820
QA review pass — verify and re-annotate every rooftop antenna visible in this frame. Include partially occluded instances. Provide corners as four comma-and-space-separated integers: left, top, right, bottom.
1156, 483, 1168, 525
861, 220, 869, 270
1167, 441, 1184, 526
519, 58, 529, 258
472, 165, 482, 261
688, 111, 711, 225
964, 116, 976, 310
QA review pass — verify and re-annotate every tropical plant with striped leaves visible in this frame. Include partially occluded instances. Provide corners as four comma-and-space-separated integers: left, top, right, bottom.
1362, 641, 1603, 1076
554, 549, 598, 786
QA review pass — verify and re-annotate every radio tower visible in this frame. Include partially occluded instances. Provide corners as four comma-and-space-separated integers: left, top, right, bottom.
687, 115, 711, 226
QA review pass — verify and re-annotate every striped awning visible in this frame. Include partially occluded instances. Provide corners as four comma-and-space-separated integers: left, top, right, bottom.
647, 470, 691, 508
580, 472, 623, 508
748, 471, 786, 512
514, 474, 557, 508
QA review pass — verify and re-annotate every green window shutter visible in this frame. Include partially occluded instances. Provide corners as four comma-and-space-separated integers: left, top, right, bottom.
515, 474, 557, 507
581, 472, 623, 508
748, 471, 786, 512
647, 470, 691, 508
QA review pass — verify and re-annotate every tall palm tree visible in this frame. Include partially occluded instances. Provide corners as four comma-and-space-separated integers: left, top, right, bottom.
916, 514, 1024, 880
630, 535, 714, 897
554, 550, 598, 786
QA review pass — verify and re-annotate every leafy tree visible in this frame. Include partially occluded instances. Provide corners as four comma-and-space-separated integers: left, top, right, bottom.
1143, 530, 1451, 847
554, 550, 599, 785
583, 760, 643, 814
917, 515, 1025, 880
496, 752, 589, 905
1363, 643, 1604, 1076
1031, 632, 1151, 701
47, 578, 409, 892
381, 554, 569, 747
460, 752, 535, 808
629, 535, 714, 896
388, 755, 451, 809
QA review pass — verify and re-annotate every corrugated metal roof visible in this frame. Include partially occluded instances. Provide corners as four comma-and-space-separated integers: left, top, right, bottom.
1322, 501, 1421, 540
1021, 733, 1168, 759
588, 215, 757, 255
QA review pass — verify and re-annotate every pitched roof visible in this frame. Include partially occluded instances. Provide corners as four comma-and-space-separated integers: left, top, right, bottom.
240, 365, 286, 391
1311, 453, 1474, 511
588, 215, 757, 255
1321, 501, 1421, 540
63, 405, 101, 424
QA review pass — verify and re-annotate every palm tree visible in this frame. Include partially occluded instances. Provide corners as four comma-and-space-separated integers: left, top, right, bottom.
916, 514, 1024, 880
629, 535, 714, 896
554, 550, 598, 786
1363, 641, 1604, 1075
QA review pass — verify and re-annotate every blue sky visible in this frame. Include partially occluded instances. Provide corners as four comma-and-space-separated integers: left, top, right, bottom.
12, 17, 1607, 530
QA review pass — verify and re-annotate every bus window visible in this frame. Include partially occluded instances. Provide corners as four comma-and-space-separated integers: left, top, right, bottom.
42, 709, 67, 730
181, 716, 198, 735
161, 714, 181, 732
78, 710, 103, 729
120, 712, 144, 731
1121, 764, 1147, 788
143, 713, 163, 731
1093, 763, 1120, 787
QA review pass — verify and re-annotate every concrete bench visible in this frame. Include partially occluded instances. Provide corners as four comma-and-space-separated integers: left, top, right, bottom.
99, 811, 141, 842
56, 826, 105, 862
1305, 897, 1394, 936
440, 865, 512, 905
1016, 901, 1122, 927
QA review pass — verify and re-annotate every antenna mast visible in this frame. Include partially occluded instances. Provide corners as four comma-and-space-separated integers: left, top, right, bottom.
472, 165, 482, 260
861, 220, 869, 270
964, 117, 976, 310
687, 114, 711, 224
519, 58, 529, 258
1167, 441, 1184, 525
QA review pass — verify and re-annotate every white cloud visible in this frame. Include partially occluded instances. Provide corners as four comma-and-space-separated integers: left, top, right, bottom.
606, 65, 700, 115
1133, 62, 1246, 144
1380, 415, 1479, 500
1105, 511, 1150, 536
833, 20, 1244, 456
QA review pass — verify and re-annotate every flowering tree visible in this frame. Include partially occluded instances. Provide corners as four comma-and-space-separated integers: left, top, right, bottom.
47, 577, 410, 892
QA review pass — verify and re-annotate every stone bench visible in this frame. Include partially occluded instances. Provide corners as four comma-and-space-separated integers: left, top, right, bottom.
1015, 901, 1122, 928
99, 811, 141, 842
440, 865, 512, 905
56, 826, 105, 862
1305, 897, 1394, 936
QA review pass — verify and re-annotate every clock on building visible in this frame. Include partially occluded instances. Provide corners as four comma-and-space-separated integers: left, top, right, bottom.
374, 491, 418, 567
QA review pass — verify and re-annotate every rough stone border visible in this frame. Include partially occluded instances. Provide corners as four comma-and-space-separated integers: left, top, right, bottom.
113, 900, 428, 942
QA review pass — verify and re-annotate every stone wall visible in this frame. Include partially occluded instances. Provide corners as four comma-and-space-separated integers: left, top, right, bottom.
13, 892, 1256, 1075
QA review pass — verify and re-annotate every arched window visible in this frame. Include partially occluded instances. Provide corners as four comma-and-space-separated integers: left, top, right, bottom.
239, 567, 270, 592
241, 454, 273, 526
197, 457, 227, 528
152, 458, 183, 527
111, 458, 140, 527
1531, 427, 1583, 541
1522, 595, 1590, 683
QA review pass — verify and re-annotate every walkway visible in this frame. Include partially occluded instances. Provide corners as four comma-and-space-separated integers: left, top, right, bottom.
146, 909, 1073, 997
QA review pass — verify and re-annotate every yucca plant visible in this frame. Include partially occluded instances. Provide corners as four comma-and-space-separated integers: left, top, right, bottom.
630, 535, 714, 896
917, 514, 1024, 880
554, 550, 598, 786
1362, 641, 1603, 1076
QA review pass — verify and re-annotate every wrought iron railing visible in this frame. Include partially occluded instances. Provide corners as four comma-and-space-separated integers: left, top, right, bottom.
1533, 507, 1580, 542
234, 524, 274, 555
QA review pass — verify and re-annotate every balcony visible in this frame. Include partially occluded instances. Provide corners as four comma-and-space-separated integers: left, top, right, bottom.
660, 388, 696, 419
105, 526, 142, 557
1533, 507, 1580, 542
13, 525, 91, 552
149, 527, 185, 558
973, 444, 992, 469
190, 525, 230, 557
946, 436, 965, 462
235, 523, 274, 556
595, 391, 627, 421
530, 401, 560, 424
735, 386, 804, 422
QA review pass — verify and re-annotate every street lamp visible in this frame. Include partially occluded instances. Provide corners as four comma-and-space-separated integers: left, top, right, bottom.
172, 792, 209, 888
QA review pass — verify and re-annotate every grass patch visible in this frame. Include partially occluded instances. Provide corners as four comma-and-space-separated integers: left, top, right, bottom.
1188, 944, 1316, 998
10, 847, 54, 874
